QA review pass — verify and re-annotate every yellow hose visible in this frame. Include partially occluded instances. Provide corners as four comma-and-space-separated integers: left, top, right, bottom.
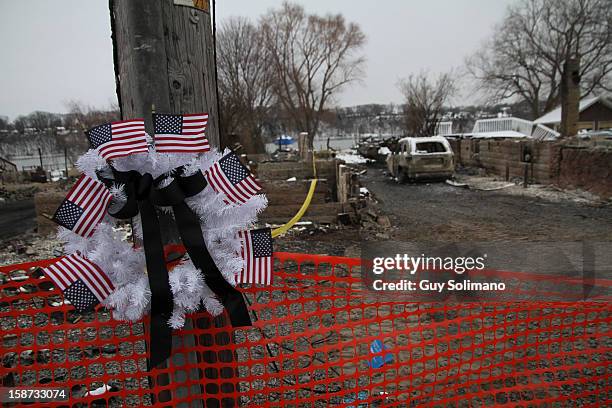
271, 152, 317, 238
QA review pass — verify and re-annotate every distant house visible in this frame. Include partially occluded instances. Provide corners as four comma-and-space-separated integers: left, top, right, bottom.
534, 95, 612, 133
436, 96, 612, 140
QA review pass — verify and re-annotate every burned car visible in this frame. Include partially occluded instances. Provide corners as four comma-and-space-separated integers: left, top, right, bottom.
386, 136, 454, 182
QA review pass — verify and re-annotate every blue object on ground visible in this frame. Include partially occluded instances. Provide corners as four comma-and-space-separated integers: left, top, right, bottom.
368, 339, 394, 369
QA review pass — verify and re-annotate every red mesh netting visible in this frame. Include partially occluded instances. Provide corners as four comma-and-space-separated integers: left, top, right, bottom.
1, 252, 610, 407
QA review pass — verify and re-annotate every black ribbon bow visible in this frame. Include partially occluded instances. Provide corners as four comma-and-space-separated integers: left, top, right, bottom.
104, 167, 251, 369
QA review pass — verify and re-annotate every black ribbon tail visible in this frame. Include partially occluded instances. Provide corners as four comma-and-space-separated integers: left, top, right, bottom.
138, 199, 174, 369
106, 168, 251, 370
173, 201, 252, 327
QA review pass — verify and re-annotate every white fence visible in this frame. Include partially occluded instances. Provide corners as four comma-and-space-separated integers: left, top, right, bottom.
531, 124, 560, 141
435, 121, 454, 136
472, 117, 534, 136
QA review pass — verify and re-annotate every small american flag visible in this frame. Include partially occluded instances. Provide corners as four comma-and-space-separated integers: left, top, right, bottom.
42, 253, 115, 312
237, 228, 273, 285
52, 175, 112, 237
153, 113, 210, 153
86, 119, 148, 160
205, 152, 262, 204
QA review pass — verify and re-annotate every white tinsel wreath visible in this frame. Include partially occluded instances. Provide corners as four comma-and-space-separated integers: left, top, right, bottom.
55, 137, 267, 328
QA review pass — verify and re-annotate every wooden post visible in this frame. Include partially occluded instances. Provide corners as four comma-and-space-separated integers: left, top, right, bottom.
298, 132, 311, 162
109, 0, 221, 240
560, 58, 580, 139
109, 0, 220, 147
109, 1, 233, 406
64, 148, 68, 177
37, 148, 43, 169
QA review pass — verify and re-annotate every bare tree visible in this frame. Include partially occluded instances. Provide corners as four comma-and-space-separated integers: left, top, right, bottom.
0, 116, 9, 131
261, 2, 366, 149
467, 0, 612, 118
217, 17, 274, 153
13, 116, 28, 133
398, 72, 456, 137
64, 100, 120, 131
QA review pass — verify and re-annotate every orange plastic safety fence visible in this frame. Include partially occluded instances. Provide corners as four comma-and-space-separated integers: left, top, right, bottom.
0, 252, 610, 407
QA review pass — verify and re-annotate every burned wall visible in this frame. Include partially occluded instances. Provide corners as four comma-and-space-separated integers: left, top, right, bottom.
256, 159, 340, 188
556, 147, 612, 199
450, 139, 555, 183
449, 138, 612, 199
478, 139, 554, 184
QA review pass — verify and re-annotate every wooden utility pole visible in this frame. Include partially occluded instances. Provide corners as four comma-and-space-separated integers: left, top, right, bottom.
108, 3, 236, 406
110, 0, 221, 243
109, 0, 220, 146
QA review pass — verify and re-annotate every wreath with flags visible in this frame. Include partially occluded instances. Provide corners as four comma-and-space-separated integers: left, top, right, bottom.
40, 113, 273, 368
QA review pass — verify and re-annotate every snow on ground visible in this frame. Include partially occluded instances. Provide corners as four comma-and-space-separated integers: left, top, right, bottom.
454, 174, 610, 205
336, 151, 368, 164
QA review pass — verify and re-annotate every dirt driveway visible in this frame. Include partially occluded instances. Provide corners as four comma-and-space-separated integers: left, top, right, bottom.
361, 165, 612, 242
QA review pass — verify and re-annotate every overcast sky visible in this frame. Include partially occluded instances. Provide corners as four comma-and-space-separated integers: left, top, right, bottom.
0, 0, 515, 120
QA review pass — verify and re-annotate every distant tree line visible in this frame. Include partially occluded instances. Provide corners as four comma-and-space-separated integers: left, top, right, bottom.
332, 101, 533, 137
0, 101, 119, 134
0, 101, 120, 161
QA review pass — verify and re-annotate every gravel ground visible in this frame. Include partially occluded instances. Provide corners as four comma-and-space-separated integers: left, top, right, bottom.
0, 231, 60, 266
0, 184, 41, 203
361, 164, 612, 242
273, 225, 361, 257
